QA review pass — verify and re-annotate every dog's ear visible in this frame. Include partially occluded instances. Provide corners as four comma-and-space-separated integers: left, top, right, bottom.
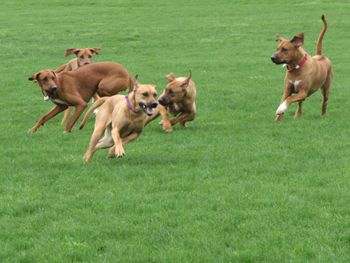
180, 70, 192, 89
64, 48, 80, 57
275, 34, 287, 42
291, 32, 304, 48
28, 72, 40, 82
166, 73, 176, 82
89, 48, 101, 54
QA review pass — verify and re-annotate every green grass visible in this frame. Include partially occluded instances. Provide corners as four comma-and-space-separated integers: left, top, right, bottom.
1, 0, 350, 262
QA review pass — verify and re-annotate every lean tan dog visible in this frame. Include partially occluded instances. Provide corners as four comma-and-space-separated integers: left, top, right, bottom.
271, 15, 332, 121
54, 48, 101, 125
28, 62, 134, 133
55, 48, 101, 73
145, 70, 196, 132
80, 84, 158, 161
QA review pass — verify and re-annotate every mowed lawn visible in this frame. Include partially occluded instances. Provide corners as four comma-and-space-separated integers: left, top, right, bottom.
1, 0, 350, 262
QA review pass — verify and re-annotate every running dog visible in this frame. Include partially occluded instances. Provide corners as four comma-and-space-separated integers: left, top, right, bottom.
28, 62, 134, 133
271, 15, 332, 121
80, 83, 158, 161
145, 70, 196, 132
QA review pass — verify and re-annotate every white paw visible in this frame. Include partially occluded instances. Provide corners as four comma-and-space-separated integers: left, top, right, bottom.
93, 109, 98, 115
276, 101, 288, 114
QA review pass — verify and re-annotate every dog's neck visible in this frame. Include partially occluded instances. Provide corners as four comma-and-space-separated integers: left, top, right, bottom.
125, 93, 141, 114
286, 50, 308, 72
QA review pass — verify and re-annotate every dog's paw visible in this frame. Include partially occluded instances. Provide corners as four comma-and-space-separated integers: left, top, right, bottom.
180, 121, 188, 128
276, 101, 288, 115
162, 122, 173, 132
275, 114, 284, 121
113, 146, 125, 158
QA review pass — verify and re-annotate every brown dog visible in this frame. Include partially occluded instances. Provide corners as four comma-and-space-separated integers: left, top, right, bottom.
55, 48, 101, 73
271, 15, 332, 121
54, 48, 101, 125
145, 70, 196, 132
28, 62, 134, 133
80, 84, 158, 161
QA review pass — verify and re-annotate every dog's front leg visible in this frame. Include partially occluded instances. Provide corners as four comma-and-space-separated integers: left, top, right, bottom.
275, 90, 307, 120
158, 105, 172, 132
28, 104, 67, 133
107, 132, 140, 158
170, 113, 190, 126
65, 103, 87, 132
275, 82, 294, 121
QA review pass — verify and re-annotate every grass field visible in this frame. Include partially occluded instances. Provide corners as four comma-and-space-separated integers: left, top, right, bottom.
1, 0, 350, 262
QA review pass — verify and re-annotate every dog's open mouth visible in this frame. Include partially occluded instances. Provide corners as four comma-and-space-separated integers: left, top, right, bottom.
139, 102, 158, 116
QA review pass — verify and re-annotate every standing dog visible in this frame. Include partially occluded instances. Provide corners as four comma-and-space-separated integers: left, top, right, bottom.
80, 84, 158, 161
54, 48, 101, 125
145, 70, 196, 132
271, 15, 332, 121
28, 62, 134, 133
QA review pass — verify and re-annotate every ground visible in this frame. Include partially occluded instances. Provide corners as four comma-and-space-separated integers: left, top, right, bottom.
1, 0, 350, 262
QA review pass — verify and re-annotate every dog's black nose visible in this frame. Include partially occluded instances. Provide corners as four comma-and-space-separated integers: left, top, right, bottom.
271, 56, 276, 62
158, 97, 167, 106
150, 102, 158, 108
49, 86, 58, 95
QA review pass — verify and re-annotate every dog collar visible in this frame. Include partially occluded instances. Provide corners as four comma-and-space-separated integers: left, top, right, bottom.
287, 54, 308, 72
125, 95, 138, 114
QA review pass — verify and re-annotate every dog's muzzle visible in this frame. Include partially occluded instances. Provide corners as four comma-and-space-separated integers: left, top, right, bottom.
48, 86, 58, 95
158, 97, 170, 106
139, 101, 158, 116
271, 55, 285, 65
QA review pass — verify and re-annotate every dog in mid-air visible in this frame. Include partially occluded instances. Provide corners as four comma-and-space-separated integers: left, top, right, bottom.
145, 70, 196, 132
271, 15, 332, 121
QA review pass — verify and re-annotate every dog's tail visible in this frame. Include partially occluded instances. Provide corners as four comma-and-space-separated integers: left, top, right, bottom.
316, 15, 327, 55
79, 97, 108, 130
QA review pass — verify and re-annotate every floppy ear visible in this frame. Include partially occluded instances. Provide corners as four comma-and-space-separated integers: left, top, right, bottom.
89, 48, 101, 54
275, 34, 287, 42
64, 48, 79, 57
28, 72, 40, 82
166, 73, 176, 82
291, 32, 304, 48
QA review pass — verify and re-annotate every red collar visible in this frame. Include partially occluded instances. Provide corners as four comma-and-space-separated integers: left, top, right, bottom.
287, 54, 308, 72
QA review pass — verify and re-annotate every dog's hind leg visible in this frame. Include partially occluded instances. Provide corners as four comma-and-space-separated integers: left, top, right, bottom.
96, 125, 114, 149
83, 121, 108, 161
321, 72, 332, 115
61, 107, 72, 125
294, 101, 303, 118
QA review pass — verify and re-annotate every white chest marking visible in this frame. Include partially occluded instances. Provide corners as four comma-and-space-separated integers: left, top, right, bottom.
174, 103, 180, 111
52, 98, 68, 105
276, 100, 288, 114
288, 79, 302, 93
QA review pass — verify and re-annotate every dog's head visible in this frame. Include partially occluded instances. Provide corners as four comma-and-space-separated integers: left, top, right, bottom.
28, 70, 59, 98
271, 33, 304, 65
158, 70, 192, 106
65, 47, 101, 67
134, 84, 158, 116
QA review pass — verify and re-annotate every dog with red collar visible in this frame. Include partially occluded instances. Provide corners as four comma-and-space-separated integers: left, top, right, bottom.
271, 15, 333, 121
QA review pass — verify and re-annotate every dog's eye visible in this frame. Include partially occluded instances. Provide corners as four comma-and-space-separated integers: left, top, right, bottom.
153, 93, 157, 98
142, 92, 149, 97
42, 77, 48, 82
79, 55, 84, 59
88, 55, 92, 58
281, 47, 288, 52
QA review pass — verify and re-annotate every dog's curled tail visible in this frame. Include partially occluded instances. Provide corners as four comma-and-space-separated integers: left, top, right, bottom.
316, 14, 327, 55
79, 97, 108, 130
